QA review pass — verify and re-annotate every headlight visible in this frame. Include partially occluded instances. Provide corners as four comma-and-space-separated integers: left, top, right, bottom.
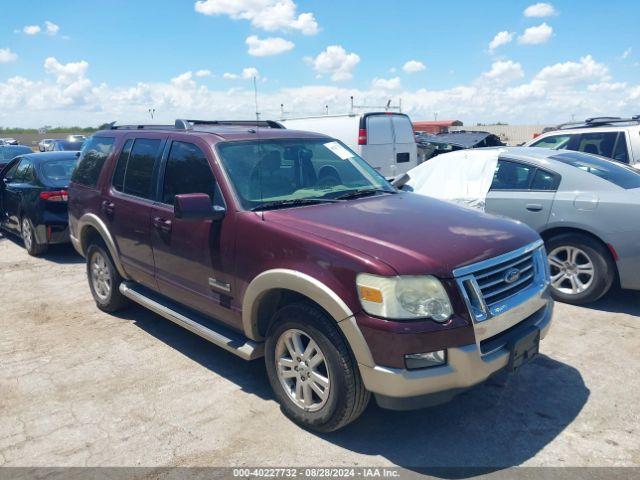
356, 274, 453, 322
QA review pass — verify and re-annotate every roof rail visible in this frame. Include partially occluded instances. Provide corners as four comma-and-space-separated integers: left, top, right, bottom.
555, 116, 640, 130
109, 123, 173, 130
175, 119, 285, 130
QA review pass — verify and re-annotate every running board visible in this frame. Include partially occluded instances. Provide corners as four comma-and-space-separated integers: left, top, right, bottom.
119, 282, 264, 360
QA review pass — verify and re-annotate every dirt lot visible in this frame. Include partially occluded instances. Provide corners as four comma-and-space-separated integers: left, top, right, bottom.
1, 233, 639, 471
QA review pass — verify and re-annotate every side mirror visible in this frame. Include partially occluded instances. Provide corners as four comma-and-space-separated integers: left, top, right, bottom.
174, 193, 225, 221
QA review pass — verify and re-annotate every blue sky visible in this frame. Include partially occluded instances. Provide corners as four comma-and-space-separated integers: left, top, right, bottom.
0, 0, 638, 126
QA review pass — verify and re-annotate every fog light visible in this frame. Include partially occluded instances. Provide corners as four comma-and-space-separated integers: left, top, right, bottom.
405, 350, 446, 370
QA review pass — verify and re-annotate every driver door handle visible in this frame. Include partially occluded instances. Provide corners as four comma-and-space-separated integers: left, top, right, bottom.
153, 216, 172, 234
526, 203, 543, 212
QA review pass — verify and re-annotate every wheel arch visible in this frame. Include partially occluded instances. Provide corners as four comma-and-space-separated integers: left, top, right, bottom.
77, 213, 129, 279
242, 269, 375, 367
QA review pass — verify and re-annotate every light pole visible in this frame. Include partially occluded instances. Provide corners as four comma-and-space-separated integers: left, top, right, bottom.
148, 108, 155, 120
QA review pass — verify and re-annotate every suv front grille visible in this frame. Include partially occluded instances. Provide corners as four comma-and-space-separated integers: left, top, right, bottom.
453, 240, 546, 323
473, 250, 536, 305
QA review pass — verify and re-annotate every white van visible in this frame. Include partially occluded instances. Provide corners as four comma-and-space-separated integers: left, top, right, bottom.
281, 113, 418, 178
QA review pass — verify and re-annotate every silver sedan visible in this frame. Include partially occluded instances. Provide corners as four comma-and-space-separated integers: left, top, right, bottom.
402, 147, 640, 304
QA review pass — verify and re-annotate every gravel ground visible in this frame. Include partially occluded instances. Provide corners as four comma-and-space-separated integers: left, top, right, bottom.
1, 233, 639, 472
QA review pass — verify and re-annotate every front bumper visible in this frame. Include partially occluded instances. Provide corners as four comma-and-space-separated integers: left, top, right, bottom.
360, 299, 552, 410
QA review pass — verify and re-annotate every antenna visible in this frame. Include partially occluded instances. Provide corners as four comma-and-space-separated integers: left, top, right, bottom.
253, 76, 260, 122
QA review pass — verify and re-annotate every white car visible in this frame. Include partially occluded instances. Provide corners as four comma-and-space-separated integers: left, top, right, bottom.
67, 134, 87, 143
525, 116, 640, 169
281, 113, 417, 179
38, 139, 54, 152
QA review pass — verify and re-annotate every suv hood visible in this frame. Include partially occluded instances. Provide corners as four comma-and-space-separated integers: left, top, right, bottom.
266, 193, 539, 277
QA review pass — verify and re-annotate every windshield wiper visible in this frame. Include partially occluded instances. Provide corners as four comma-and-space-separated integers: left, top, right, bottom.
335, 188, 395, 200
251, 198, 341, 211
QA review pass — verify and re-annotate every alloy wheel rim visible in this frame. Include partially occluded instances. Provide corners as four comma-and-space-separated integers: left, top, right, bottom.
275, 328, 330, 412
21, 219, 32, 251
90, 252, 112, 301
548, 246, 595, 295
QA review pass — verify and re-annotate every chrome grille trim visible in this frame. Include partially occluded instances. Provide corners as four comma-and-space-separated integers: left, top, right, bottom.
454, 239, 548, 323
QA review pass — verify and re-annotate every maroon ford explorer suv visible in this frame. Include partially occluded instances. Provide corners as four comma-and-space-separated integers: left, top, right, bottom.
68, 119, 553, 432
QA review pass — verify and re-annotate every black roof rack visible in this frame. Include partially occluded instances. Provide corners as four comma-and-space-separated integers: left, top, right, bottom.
175, 119, 285, 130
109, 123, 174, 130
555, 115, 640, 130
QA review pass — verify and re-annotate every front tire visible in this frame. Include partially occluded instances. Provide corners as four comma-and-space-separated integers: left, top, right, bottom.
265, 303, 370, 432
546, 233, 615, 304
86, 242, 129, 312
21, 217, 47, 256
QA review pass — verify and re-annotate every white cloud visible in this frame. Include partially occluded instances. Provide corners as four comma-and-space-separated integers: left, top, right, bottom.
518, 22, 553, 45
371, 77, 401, 90
194, 0, 318, 34
246, 35, 294, 57
242, 67, 260, 79
489, 31, 514, 52
621, 47, 632, 60
195, 69, 212, 77
402, 60, 426, 74
481, 60, 524, 84
23, 25, 41, 35
524, 3, 557, 18
44, 21, 60, 36
587, 82, 627, 92
310, 45, 360, 82
44, 57, 89, 83
535, 55, 609, 84
170, 71, 196, 89
0, 48, 18, 63
223, 72, 238, 80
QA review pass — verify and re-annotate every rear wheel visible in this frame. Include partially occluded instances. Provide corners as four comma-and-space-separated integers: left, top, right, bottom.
265, 303, 370, 432
86, 242, 129, 312
546, 233, 615, 304
21, 217, 47, 256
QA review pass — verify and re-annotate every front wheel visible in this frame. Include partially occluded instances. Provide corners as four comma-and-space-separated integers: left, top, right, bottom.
265, 303, 370, 432
546, 233, 615, 304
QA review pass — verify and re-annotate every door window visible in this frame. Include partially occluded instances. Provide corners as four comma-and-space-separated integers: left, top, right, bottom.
161, 141, 222, 206
491, 160, 536, 190
3, 160, 20, 180
122, 138, 162, 199
530, 134, 572, 150
366, 115, 393, 145
569, 131, 618, 157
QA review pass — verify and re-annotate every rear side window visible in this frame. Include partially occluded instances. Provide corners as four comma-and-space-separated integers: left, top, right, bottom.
551, 152, 640, 189
366, 115, 393, 145
531, 169, 560, 191
71, 136, 115, 187
391, 115, 415, 144
112, 139, 133, 192
491, 160, 535, 190
122, 138, 162, 199
531, 134, 572, 150
161, 141, 220, 205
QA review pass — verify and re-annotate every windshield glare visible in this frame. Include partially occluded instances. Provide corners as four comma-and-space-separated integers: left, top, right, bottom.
217, 138, 394, 210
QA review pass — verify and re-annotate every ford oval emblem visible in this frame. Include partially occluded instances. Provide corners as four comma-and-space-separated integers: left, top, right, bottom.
504, 268, 521, 284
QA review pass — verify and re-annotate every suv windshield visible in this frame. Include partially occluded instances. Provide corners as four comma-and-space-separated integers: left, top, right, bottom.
550, 151, 640, 189
217, 138, 395, 210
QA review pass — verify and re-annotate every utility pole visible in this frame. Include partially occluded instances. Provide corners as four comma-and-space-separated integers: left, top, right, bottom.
148, 108, 155, 120
434, 112, 438, 121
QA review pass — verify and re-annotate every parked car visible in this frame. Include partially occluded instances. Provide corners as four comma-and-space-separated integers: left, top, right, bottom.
0, 145, 33, 170
67, 134, 87, 143
39, 139, 55, 152
525, 116, 640, 168
416, 130, 505, 161
0, 152, 76, 255
68, 119, 552, 432
399, 147, 640, 304
280, 113, 418, 178
0, 138, 19, 145
48, 139, 85, 151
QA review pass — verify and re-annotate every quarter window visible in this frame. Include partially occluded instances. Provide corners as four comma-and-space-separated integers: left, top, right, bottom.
611, 133, 630, 163
162, 141, 221, 206
14, 159, 34, 182
491, 160, 535, 190
112, 139, 133, 192
71, 136, 115, 187
121, 138, 162, 199
531, 169, 560, 191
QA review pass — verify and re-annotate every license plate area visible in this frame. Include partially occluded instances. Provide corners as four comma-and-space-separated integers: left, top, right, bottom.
508, 326, 540, 371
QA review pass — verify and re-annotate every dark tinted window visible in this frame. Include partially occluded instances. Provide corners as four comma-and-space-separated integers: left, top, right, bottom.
531, 169, 560, 191
123, 138, 162, 199
491, 160, 535, 190
39, 158, 77, 186
162, 141, 220, 205
14, 158, 34, 182
551, 151, 640, 189
71, 136, 115, 187
3, 161, 20, 179
569, 131, 618, 157
612, 133, 629, 163
112, 139, 133, 192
